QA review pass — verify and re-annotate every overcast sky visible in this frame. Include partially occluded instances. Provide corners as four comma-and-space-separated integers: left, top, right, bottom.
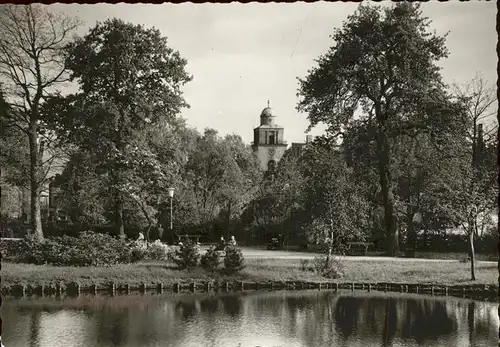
51, 1, 497, 145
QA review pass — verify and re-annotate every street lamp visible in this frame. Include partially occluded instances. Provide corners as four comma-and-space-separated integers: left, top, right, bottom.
167, 187, 175, 232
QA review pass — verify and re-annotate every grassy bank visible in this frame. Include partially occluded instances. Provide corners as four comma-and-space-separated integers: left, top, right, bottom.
1, 257, 496, 287
280, 246, 497, 261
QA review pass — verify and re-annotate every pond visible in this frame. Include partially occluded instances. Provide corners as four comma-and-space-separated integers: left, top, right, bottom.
1, 290, 498, 347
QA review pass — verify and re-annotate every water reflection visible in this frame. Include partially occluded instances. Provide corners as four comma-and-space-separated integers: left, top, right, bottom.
2, 290, 498, 347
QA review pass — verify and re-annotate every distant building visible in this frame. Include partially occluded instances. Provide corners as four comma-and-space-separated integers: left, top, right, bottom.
251, 101, 288, 175
290, 135, 313, 158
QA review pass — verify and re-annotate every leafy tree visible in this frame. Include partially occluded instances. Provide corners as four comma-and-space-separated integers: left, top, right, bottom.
432, 76, 498, 280
219, 133, 262, 238
341, 121, 385, 247
0, 5, 81, 239
54, 150, 109, 226
300, 139, 370, 261
249, 151, 306, 245
45, 19, 192, 238
297, 3, 451, 256
180, 129, 260, 241
340, 90, 474, 252
0, 90, 26, 226
54, 119, 192, 240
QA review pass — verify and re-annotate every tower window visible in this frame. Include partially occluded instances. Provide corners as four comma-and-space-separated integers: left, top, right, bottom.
268, 132, 275, 145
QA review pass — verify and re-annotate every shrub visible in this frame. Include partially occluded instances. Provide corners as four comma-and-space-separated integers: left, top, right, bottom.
73, 231, 131, 266
130, 247, 147, 263
313, 256, 328, 273
173, 241, 200, 269
15, 231, 131, 267
0, 238, 28, 260
313, 255, 344, 279
299, 259, 310, 271
145, 242, 171, 261
322, 258, 344, 279
201, 246, 220, 271
224, 246, 245, 273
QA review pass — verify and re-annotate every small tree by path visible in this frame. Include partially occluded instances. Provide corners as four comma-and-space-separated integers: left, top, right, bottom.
431, 75, 498, 281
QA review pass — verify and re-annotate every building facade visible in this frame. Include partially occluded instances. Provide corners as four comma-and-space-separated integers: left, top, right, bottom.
290, 135, 313, 158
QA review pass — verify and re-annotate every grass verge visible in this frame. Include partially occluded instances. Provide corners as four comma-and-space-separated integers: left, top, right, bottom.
1, 257, 496, 287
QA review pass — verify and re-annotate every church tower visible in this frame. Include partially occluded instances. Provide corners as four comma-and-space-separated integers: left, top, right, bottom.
251, 101, 288, 175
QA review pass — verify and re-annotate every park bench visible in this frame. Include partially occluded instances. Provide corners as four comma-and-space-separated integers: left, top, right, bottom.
404, 248, 416, 258
346, 242, 369, 256
266, 238, 283, 250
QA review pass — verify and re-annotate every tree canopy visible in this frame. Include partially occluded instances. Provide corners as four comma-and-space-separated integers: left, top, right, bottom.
297, 2, 455, 256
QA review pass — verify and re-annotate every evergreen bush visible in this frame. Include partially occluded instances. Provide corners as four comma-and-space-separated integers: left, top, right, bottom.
200, 246, 220, 271
223, 246, 245, 273
173, 240, 200, 269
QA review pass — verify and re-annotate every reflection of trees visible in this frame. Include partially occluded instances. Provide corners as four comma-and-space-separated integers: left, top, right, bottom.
406, 299, 456, 345
220, 295, 241, 317
335, 297, 364, 338
175, 300, 197, 321
199, 297, 219, 314
381, 299, 398, 346
465, 301, 498, 346
93, 308, 130, 346
3, 292, 498, 347
332, 296, 457, 346
29, 310, 41, 347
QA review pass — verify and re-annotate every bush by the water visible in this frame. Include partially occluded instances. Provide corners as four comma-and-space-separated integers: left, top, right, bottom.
224, 246, 245, 273
145, 242, 172, 260
300, 259, 312, 271
128, 240, 173, 263
200, 246, 220, 271
313, 255, 344, 279
0, 238, 26, 259
173, 241, 200, 269
13, 231, 130, 267
130, 246, 147, 263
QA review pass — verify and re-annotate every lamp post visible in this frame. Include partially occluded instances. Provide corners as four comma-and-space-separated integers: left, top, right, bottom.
167, 187, 175, 236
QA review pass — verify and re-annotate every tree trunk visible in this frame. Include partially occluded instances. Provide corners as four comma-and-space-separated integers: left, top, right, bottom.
375, 125, 398, 256
226, 200, 231, 240
467, 301, 475, 345
406, 212, 414, 248
28, 124, 43, 240
325, 230, 333, 268
115, 189, 125, 239
468, 230, 476, 280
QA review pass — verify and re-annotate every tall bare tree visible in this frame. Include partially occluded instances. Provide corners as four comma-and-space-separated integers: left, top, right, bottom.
453, 73, 498, 157
451, 73, 498, 280
0, 5, 81, 239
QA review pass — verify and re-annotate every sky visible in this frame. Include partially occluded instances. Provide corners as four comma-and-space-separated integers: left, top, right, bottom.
50, 1, 497, 146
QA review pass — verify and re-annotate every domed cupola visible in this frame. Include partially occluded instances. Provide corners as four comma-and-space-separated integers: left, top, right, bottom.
260, 101, 276, 125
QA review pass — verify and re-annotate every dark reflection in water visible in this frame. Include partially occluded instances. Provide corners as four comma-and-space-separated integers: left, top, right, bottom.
1, 290, 498, 347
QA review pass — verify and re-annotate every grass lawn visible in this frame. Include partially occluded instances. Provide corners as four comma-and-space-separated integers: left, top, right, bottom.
1, 257, 496, 288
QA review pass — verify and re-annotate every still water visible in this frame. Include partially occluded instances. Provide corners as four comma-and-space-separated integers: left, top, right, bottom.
1, 290, 498, 347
